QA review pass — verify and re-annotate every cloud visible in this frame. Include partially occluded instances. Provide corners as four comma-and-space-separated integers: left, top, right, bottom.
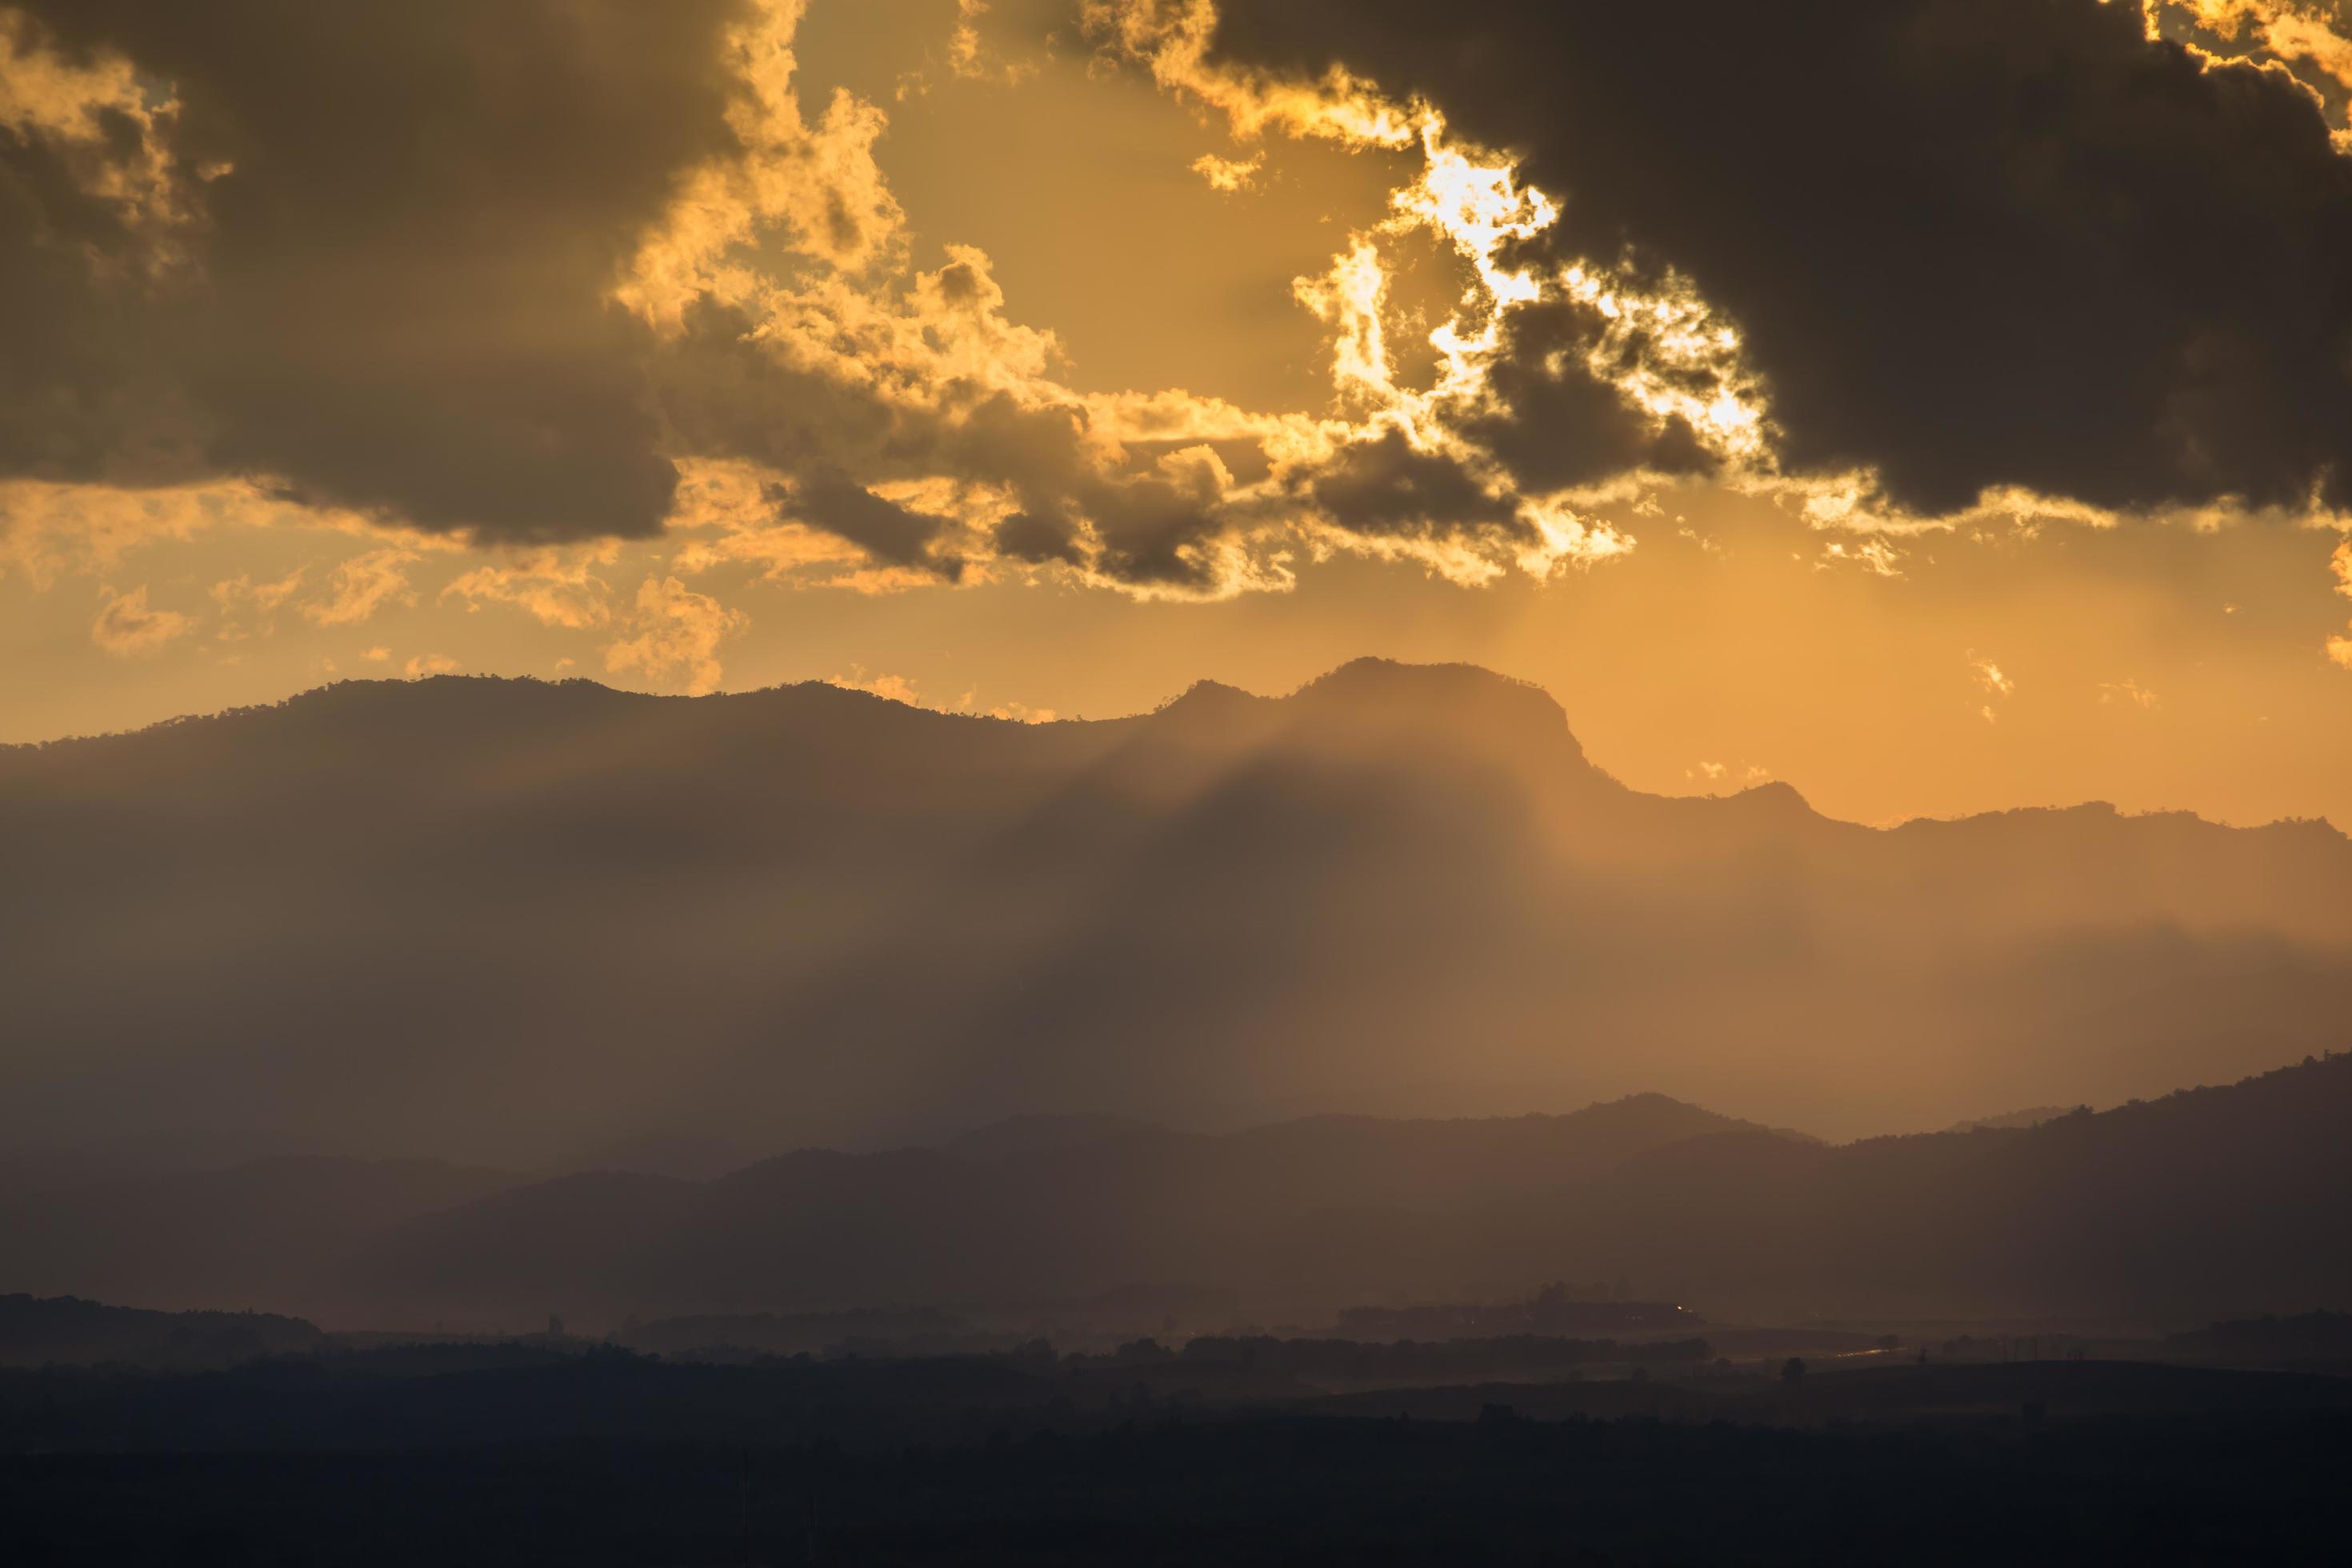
938, 0, 1037, 88
616, 0, 908, 330
1971, 652, 2015, 723
1307, 427, 1518, 544
0, 478, 266, 589
1191, 151, 1262, 191
89, 582, 190, 654
4, 0, 1672, 602
208, 566, 303, 638
607, 5, 1652, 598
402, 653, 459, 679
54, 0, 2342, 616
2, 0, 740, 542
1094, 0, 1770, 521
830, 666, 1062, 722
1818, 538, 1906, 578
829, 667, 925, 704
2155, 3, 2352, 146
980, 698, 1058, 723
1688, 758, 1771, 786
302, 548, 418, 628
2100, 678, 2162, 710
441, 548, 617, 630
1144, 0, 2352, 518
782, 471, 964, 580
2323, 536, 2352, 668
602, 575, 747, 696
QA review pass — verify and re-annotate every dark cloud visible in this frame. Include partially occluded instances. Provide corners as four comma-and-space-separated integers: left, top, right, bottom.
1308, 427, 1521, 542
1206, 0, 2352, 515
992, 509, 1089, 566
1080, 482, 1224, 588
0, 90, 209, 486
651, 299, 903, 483
1461, 298, 1720, 492
2, 0, 745, 541
778, 470, 965, 580
0, 0, 1718, 590
932, 394, 1234, 590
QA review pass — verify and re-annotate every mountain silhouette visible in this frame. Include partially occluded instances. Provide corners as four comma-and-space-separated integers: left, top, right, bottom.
0, 1094, 1787, 1323
314, 1094, 1802, 1325
0, 1293, 322, 1370
0, 1158, 514, 1315
3, 659, 2347, 1168
365, 1051, 2352, 1326
942, 1114, 1169, 1160
1498, 1050, 2352, 1321
14, 1055, 2337, 1329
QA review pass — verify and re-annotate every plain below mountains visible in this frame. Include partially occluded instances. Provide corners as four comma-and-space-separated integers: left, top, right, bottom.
2, 658, 2347, 1163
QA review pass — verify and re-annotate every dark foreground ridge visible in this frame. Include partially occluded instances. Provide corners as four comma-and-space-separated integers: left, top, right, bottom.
0, 1294, 321, 1371
2, 1345, 2346, 1566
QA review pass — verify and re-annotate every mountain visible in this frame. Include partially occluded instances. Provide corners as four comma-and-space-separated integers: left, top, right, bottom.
0, 1158, 518, 1316
3, 1057, 2346, 1328
558, 1135, 753, 1182
941, 1114, 1168, 1160
1421, 1050, 2352, 1322
330, 1092, 1789, 1326
3, 659, 2349, 1166
0, 1294, 322, 1370
1946, 1106, 2074, 1134
150, 1056, 2352, 1329
0, 1094, 1768, 1328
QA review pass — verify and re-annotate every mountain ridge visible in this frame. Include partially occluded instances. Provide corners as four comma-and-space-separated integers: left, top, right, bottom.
6, 660, 2337, 839
4, 658, 2349, 1162
7, 1055, 2346, 1329
6, 1091, 1807, 1324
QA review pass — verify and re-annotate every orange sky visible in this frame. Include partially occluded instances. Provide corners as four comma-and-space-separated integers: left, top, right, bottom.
8, 0, 2352, 830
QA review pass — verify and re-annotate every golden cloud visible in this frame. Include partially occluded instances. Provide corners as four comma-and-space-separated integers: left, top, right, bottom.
302, 549, 421, 629
601, 576, 749, 696
90, 584, 193, 657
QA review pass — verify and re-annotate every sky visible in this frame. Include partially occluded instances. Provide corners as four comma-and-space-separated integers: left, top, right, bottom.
8, 0, 2352, 829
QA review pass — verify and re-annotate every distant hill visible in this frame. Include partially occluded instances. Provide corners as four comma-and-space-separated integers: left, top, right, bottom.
316, 1058, 2352, 1325
2166, 1312, 2352, 1366
3, 659, 2350, 1166
1431, 1051, 2352, 1322
0, 1158, 518, 1316
344, 1054, 2352, 1326
328, 1095, 1792, 1326
942, 1114, 1168, 1160
560, 1135, 753, 1182
1945, 1106, 2076, 1133
2, 1058, 2346, 1327
0, 1294, 322, 1370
